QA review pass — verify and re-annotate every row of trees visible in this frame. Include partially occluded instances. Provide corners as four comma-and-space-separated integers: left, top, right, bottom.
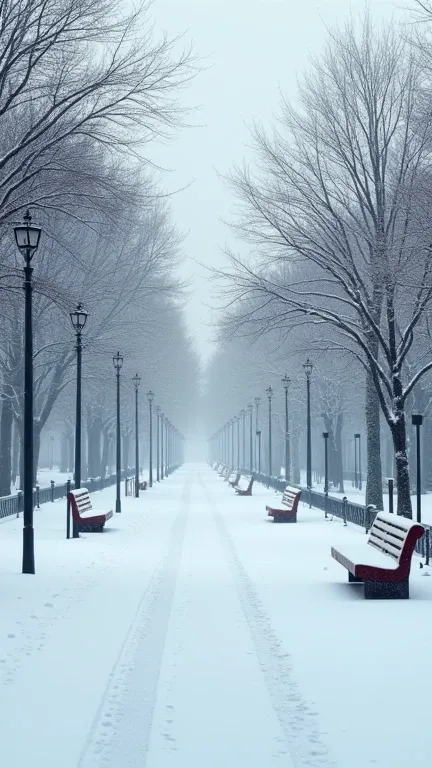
0, 0, 200, 494
210, 2, 432, 517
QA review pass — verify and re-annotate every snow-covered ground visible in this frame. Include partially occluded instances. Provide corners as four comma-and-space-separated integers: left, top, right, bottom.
1, 464, 432, 767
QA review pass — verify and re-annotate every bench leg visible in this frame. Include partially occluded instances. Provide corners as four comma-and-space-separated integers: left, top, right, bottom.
348, 572, 363, 583
364, 579, 409, 600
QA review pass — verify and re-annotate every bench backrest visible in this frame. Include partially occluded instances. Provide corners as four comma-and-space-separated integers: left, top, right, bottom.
227, 470, 237, 482
69, 488, 92, 517
237, 474, 253, 491
281, 486, 302, 511
368, 511, 424, 564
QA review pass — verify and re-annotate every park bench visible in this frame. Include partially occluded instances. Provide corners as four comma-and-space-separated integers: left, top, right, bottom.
266, 486, 302, 522
68, 488, 113, 533
331, 511, 424, 599
228, 471, 240, 487
234, 474, 254, 496
218, 465, 228, 477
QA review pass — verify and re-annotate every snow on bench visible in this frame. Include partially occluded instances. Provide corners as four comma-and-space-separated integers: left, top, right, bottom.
234, 474, 254, 496
331, 510, 424, 599
266, 486, 302, 523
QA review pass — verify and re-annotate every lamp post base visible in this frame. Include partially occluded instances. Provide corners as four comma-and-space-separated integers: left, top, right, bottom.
116, 498, 121, 513
22, 526, 35, 574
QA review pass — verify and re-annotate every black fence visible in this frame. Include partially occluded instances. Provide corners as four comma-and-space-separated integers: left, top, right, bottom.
0, 468, 135, 522
212, 463, 431, 564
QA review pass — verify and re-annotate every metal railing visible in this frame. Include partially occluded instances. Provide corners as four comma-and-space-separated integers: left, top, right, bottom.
0, 468, 135, 521
213, 464, 432, 565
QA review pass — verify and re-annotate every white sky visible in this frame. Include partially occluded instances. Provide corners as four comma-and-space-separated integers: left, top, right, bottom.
148, 0, 410, 361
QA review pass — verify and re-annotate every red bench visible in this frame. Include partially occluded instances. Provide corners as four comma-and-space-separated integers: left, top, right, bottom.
266, 486, 302, 522
331, 511, 424, 599
234, 474, 254, 496
68, 488, 113, 533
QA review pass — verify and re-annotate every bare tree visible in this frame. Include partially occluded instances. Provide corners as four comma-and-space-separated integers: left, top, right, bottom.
0, 0, 194, 227
217, 15, 432, 516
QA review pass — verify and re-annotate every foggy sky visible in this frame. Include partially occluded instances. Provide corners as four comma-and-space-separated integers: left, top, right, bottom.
147, 0, 408, 362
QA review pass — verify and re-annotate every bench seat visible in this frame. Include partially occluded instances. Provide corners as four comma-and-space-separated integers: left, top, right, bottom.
331, 511, 424, 599
331, 543, 400, 574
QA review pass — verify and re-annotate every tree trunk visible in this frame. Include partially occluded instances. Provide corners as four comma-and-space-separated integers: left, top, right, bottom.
12, 419, 18, 488
123, 433, 130, 473
60, 434, 68, 472
292, 426, 300, 484
391, 415, 412, 518
334, 415, 344, 492
33, 423, 41, 486
365, 370, 383, 509
101, 429, 111, 478
67, 434, 74, 473
0, 396, 13, 496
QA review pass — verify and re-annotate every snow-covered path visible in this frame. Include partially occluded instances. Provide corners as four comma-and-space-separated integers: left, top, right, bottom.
2, 464, 432, 767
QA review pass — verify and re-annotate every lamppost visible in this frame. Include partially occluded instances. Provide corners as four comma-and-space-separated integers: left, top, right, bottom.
412, 415, 423, 523
281, 374, 291, 484
147, 391, 154, 487
113, 351, 123, 513
49, 434, 54, 470
354, 435, 358, 489
266, 386, 273, 479
241, 409, 246, 469
255, 397, 261, 472
14, 210, 41, 574
354, 433, 362, 491
231, 417, 235, 468
322, 432, 329, 494
248, 404, 253, 472
236, 414, 240, 468
161, 412, 164, 479
303, 358, 313, 489
132, 374, 141, 497
70, 303, 88, 537
156, 406, 161, 482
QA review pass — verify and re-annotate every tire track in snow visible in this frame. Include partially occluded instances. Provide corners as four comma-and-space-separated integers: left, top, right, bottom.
201, 473, 337, 768
78, 478, 190, 768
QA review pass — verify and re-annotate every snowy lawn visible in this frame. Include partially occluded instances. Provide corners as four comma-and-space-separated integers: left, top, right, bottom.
1, 466, 431, 767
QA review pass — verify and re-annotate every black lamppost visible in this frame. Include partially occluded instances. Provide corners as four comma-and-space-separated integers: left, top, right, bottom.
281, 374, 291, 484
354, 433, 362, 491
160, 412, 164, 479
231, 417, 235, 468
303, 358, 313, 489
166, 418, 170, 474
70, 303, 88, 537
236, 414, 240, 468
248, 404, 253, 472
354, 435, 358, 489
132, 374, 141, 497
147, 391, 154, 487
156, 406, 161, 481
323, 432, 329, 494
113, 352, 123, 513
14, 210, 41, 574
255, 396, 261, 472
266, 386, 273, 478
412, 414, 423, 523
240, 409, 246, 469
